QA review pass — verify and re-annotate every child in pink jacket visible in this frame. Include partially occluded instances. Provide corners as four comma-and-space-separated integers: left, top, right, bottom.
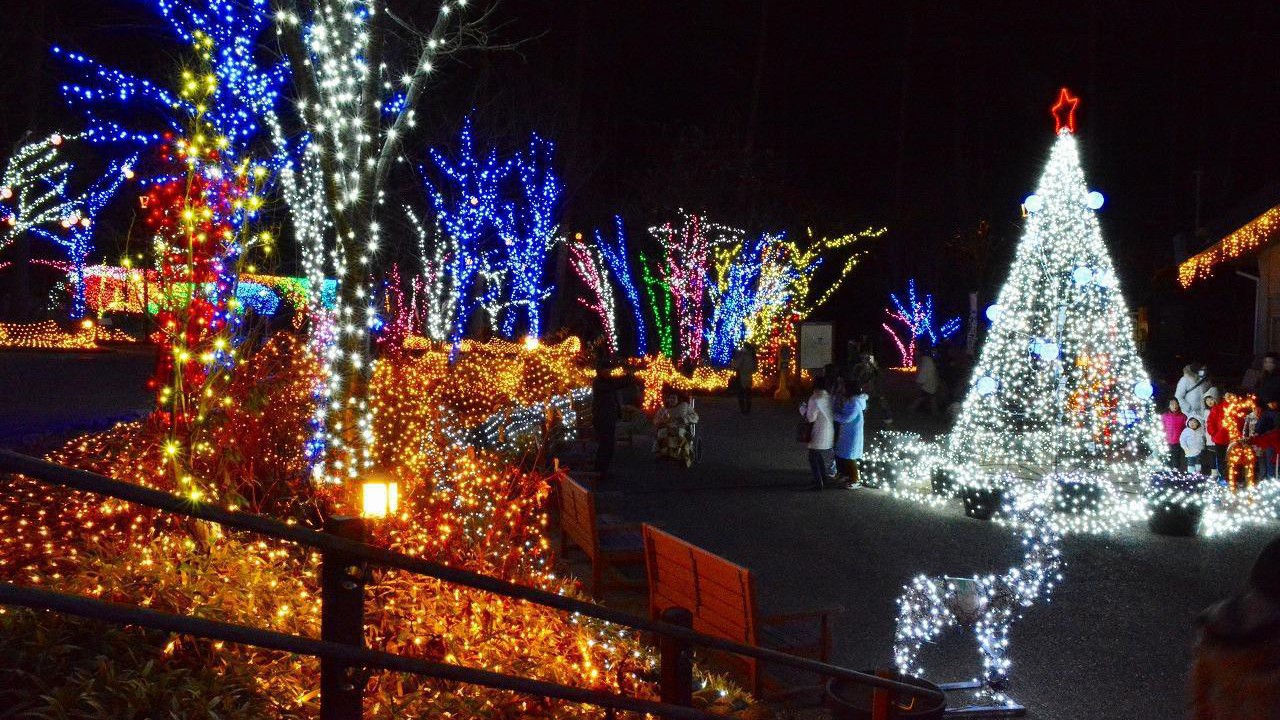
1163, 398, 1188, 471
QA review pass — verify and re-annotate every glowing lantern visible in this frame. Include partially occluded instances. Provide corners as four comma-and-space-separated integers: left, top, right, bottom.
361, 474, 399, 519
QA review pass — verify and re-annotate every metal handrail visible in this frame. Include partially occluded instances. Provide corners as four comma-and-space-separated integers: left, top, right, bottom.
0, 448, 945, 708
0, 582, 718, 720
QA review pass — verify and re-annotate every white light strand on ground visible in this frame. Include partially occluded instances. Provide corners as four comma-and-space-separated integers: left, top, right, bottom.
894, 481, 1063, 706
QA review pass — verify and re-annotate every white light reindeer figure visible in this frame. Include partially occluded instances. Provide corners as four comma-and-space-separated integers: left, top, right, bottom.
893, 482, 1063, 707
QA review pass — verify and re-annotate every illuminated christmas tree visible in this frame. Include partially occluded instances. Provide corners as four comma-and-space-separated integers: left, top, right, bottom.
944, 89, 1163, 479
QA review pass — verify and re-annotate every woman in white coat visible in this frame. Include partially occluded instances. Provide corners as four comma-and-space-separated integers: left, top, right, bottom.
800, 375, 837, 491
1176, 363, 1213, 423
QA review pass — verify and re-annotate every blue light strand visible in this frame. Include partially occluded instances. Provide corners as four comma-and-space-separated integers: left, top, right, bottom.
887, 278, 962, 348
424, 118, 510, 352
595, 216, 648, 356
52, 0, 287, 157
498, 133, 562, 340
707, 233, 770, 367
27, 154, 138, 319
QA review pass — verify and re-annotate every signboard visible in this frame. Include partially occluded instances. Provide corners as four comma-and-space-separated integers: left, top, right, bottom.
798, 322, 833, 370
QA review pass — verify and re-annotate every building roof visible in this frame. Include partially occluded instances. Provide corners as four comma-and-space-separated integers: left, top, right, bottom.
1179, 182, 1280, 288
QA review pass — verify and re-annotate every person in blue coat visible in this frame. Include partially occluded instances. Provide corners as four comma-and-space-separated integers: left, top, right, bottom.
834, 381, 870, 488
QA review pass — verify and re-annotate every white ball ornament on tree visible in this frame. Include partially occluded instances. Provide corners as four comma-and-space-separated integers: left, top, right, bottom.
1023, 194, 1044, 213
1035, 340, 1060, 361
1086, 190, 1105, 210
976, 376, 999, 396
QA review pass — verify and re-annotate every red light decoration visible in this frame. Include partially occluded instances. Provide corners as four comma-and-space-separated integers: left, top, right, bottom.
1050, 87, 1079, 134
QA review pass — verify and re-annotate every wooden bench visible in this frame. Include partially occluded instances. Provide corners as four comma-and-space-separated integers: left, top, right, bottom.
642, 524, 837, 695
555, 473, 645, 600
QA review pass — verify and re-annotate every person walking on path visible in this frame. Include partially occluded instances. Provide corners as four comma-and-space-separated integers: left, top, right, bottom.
1177, 363, 1213, 423
1191, 534, 1280, 720
1163, 398, 1188, 471
729, 343, 757, 414
833, 382, 869, 488
800, 376, 837, 491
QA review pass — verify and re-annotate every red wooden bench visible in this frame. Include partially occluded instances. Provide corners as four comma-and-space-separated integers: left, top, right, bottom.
642, 524, 838, 695
555, 473, 645, 599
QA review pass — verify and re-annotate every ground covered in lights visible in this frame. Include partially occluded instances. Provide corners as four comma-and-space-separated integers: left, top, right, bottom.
0, 338, 761, 719
593, 391, 1279, 720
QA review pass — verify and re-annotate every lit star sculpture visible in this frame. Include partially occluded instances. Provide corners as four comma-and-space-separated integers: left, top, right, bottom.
1050, 87, 1079, 135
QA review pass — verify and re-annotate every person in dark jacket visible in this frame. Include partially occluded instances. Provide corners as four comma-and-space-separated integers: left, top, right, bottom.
729, 343, 757, 414
1191, 535, 1280, 720
1257, 352, 1280, 409
591, 356, 635, 480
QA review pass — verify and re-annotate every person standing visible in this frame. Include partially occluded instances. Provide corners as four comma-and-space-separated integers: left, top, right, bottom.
834, 382, 869, 488
591, 356, 634, 481
1177, 363, 1212, 423
910, 349, 941, 415
800, 376, 836, 491
729, 343, 757, 414
854, 351, 893, 427
1257, 352, 1280, 409
1181, 417, 1207, 474
1205, 392, 1230, 478
1190, 535, 1280, 720
1163, 398, 1188, 471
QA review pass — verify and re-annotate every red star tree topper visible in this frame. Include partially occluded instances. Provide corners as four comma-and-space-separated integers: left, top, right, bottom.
1051, 87, 1080, 134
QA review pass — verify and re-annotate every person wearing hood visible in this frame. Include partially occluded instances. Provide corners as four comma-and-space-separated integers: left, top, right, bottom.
1191, 535, 1280, 719
833, 381, 869, 488
1176, 363, 1213, 423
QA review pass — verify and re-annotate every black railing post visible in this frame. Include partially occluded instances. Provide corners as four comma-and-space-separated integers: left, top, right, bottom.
321, 516, 368, 720
659, 606, 694, 706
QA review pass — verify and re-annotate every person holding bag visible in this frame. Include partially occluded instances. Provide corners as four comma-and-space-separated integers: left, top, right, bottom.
799, 376, 837, 491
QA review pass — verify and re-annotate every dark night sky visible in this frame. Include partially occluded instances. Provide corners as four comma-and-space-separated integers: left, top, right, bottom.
2, 1, 1278, 344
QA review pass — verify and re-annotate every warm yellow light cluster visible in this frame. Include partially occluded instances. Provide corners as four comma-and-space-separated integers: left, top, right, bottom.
1179, 205, 1280, 288
0, 320, 99, 350
633, 354, 737, 412
0, 335, 757, 715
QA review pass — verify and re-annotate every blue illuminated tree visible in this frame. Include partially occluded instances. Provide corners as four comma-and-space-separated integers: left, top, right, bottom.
595, 216, 647, 356
30, 154, 138, 319
498, 134, 563, 339
51, 0, 287, 156
424, 118, 510, 350
882, 278, 961, 368
707, 233, 771, 366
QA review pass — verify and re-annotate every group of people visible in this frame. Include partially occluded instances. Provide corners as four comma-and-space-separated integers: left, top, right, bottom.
799, 369, 870, 491
1166, 353, 1280, 482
